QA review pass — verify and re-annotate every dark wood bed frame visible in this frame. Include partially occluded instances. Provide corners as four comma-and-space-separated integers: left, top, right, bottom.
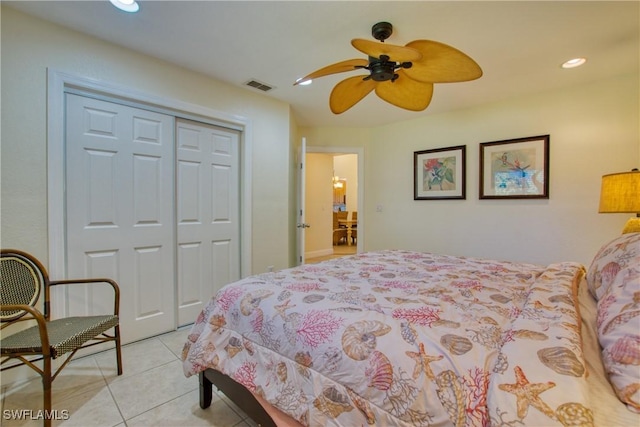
200, 368, 277, 427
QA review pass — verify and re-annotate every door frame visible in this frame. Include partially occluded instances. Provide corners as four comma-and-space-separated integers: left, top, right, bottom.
306, 145, 364, 254
295, 138, 307, 265
46, 69, 253, 319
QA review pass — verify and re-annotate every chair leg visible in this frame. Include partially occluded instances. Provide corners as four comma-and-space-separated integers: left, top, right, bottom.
43, 355, 52, 427
114, 325, 123, 376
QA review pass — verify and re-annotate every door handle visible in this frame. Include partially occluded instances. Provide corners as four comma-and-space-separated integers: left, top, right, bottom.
297, 223, 311, 228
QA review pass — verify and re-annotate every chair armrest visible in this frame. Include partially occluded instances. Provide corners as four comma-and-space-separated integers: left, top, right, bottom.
0, 304, 51, 356
48, 278, 120, 316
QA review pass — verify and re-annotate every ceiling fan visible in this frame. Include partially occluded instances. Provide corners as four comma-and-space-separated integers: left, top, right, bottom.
294, 22, 483, 114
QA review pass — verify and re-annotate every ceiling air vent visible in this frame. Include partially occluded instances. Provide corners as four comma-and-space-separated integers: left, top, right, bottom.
245, 79, 275, 92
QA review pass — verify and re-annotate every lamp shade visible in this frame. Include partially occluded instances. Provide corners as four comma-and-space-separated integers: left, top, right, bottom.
599, 170, 640, 234
598, 170, 640, 213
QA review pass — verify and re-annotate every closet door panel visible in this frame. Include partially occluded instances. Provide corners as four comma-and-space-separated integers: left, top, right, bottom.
66, 94, 175, 344
177, 119, 240, 325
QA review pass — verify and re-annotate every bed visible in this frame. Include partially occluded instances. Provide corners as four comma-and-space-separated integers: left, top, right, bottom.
183, 233, 640, 426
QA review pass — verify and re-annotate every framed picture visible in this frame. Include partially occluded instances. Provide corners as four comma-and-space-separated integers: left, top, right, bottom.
479, 135, 549, 199
414, 145, 466, 200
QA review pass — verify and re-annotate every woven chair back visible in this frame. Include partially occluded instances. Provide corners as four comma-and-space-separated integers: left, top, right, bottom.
0, 251, 44, 322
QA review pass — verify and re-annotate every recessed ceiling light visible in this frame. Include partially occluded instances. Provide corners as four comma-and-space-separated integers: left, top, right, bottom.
109, 0, 139, 13
295, 78, 312, 86
562, 58, 587, 69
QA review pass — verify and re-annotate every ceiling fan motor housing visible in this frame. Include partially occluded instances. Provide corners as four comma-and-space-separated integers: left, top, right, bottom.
368, 57, 398, 81
368, 23, 410, 82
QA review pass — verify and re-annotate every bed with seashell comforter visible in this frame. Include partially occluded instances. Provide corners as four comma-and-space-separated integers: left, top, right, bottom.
182, 247, 639, 427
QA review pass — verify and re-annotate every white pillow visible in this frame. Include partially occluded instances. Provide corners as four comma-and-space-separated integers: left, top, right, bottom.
586, 232, 640, 412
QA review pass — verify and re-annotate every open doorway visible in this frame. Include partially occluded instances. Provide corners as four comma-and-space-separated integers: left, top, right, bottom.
303, 146, 363, 264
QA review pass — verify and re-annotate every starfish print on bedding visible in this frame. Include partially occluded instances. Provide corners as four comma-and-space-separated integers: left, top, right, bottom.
406, 342, 443, 380
613, 238, 633, 252
498, 366, 556, 420
274, 299, 295, 319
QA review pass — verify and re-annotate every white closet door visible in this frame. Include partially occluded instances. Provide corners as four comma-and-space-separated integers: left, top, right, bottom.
176, 119, 240, 325
65, 94, 175, 343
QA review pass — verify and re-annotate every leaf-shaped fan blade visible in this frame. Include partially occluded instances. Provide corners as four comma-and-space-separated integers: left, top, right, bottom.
351, 39, 422, 62
375, 70, 434, 111
329, 75, 376, 114
403, 40, 482, 83
294, 59, 369, 85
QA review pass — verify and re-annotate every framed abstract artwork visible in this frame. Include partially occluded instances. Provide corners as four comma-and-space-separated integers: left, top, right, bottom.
479, 135, 550, 199
414, 145, 466, 200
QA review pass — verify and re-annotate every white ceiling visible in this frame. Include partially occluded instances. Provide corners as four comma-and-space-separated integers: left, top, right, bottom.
6, 1, 639, 128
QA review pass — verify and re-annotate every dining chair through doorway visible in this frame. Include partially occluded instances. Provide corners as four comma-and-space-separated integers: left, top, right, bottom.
333, 212, 348, 245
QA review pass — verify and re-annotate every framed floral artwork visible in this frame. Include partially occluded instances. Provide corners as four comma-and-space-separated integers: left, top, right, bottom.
479, 135, 549, 199
414, 145, 466, 200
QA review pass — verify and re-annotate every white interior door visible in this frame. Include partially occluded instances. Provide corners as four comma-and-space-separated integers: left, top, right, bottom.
65, 94, 175, 344
176, 119, 240, 325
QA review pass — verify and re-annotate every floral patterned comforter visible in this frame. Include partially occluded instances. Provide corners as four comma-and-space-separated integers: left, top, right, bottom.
182, 250, 594, 426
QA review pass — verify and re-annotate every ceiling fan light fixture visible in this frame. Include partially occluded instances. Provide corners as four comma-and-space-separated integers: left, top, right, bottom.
109, 0, 139, 13
562, 57, 587, 69
296, 77, 312, 86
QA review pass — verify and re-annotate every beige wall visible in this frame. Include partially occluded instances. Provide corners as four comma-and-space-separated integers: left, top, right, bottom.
368, 73, 639, 266
1, 7, 293, 274
2, 6, 639, 277
301, 72, 639, 266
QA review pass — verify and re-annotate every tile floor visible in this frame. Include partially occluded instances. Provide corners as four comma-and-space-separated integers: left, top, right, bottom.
305, 244, 356, 264
0, 327, 257, 427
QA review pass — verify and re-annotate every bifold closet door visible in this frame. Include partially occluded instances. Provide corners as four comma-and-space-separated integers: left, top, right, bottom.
65, 94, 176, 344
176, 119, 240, 326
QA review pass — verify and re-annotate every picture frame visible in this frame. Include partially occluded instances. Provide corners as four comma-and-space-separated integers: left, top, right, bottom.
414, 145, 466, 200
479, 135, 549, 199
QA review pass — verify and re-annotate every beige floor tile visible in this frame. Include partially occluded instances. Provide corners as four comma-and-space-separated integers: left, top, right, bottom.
2, 356, 105, 401
214, 390, 262, 427
157, 327, 191, 359
1, 379, 115, 427
51, 357, 109, 404
0, 410, 41, 427
238, 415, 259, 427
108, 359, 197, 420
126, 389, 243, 427
1, 358, 108, 416
1, 330, 257, 427
95, 337, 177, 382
214, 389, 245, 418
2, 377, 45, 415
57, 385, 122, 427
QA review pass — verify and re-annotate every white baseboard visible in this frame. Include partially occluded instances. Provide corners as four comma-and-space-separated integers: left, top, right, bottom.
305, 248, 333, 259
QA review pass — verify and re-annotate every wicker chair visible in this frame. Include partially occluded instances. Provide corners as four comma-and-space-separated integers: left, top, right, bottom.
0, 249, 123, 426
